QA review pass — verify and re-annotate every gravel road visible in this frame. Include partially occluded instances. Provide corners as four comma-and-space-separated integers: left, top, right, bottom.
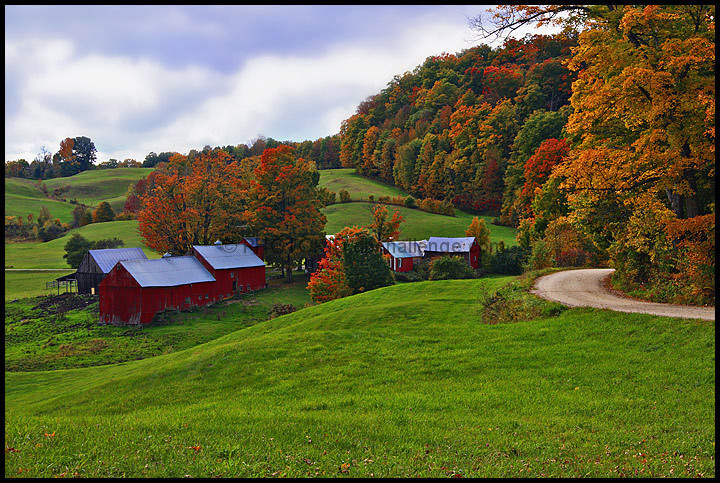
531, 268, 715, 321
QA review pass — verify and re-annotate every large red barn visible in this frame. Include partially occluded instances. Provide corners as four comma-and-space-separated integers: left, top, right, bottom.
98, 256, 216, 325
190, 242, 266, 298
239, 237, 265, 260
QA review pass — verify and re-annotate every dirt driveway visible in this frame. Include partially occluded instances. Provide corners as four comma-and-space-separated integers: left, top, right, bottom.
531, 268, 715, 321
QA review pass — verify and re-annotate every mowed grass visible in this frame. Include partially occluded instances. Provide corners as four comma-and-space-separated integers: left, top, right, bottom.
4, 220, 157, 270
324, 202, 517, 247
4, 278, 715, 478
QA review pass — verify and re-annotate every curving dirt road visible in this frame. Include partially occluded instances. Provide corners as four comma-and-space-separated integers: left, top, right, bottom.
531, 268, 715, 321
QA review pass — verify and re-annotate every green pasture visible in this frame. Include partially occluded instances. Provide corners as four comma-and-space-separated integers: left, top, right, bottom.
318, 168, 407, 200
5, 274, 313, 371
4, 220, 157, 270
4, 276, 715, 478
4, 270, 76, 301
324, 201, 517, 247
41, 167, 153, 213
5, 192, 77, 225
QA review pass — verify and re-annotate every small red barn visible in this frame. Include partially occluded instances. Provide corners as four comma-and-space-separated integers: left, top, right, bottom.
98, 256, 216, 325
381, 240, 426, 272
190, 242, 266, 298
240, 237, 265, 260
425, 236, 481, 269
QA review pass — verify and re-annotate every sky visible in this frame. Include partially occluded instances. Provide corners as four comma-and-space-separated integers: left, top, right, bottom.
5, 5, 546, 164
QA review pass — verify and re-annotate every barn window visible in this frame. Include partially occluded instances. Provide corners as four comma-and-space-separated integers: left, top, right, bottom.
232, 281, 237, 291
205, 294, 209, 299
246, 284, 251, 291
185, 297, 191, 305
231, 272, 235, 278
398, 259, 403, 268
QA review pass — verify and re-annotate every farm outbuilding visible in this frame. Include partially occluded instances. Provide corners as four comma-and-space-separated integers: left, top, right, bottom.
381, 240, 427, 272
75, 247, 148, 294
189, 242, 266, 298
240, 237, 265, 260
424, 236, 481, 269
98, 255, 216, 325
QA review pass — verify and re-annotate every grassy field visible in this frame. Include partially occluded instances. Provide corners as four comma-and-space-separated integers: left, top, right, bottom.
41, 168, 153, 214
324, 202, 517, 247
319, 168, 407, 200
4, 220, 157, 270
5, 274, 313, 371
5, 168, 153, 222
4, 275, 714, 478
4, 270, 77, 302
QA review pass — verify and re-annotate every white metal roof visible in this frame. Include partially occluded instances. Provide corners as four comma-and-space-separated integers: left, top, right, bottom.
119, 256, 215, 287
88, 247, 148, 273
381, 240, 426, 259
193, 243, 265, 270
426, 237, 476, 253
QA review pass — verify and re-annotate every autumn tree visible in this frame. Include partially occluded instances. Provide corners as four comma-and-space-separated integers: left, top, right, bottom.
307, 233, 353, 303
92, 201, 115, 223
342, 227, 395, 294
138, 150, 249, 255
245, 145, 327, 282
368, 204, 404, 242
465, 216, 491, 253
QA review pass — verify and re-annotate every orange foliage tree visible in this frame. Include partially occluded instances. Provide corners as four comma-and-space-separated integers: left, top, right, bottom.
245, 145, 327, 282
138, 150, 249, 255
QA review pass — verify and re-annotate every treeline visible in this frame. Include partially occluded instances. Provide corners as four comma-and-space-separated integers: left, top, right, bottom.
6, 134, 341, 179
338, 33, 576, 221
339, 5, 715, 305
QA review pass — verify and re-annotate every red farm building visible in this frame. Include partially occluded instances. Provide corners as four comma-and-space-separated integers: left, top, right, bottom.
240, 237, 265, 260
424, 236, 481, 269
381, 240, 427, 272
75, 247, 148, 295
189, 242, 266, 298
98, 255, 217, 325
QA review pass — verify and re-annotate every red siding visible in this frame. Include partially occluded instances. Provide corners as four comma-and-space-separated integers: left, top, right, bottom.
469, 242, 481, 269
191, 248, 266, 298
240, 239, 264, 260
99, 264, 216, 325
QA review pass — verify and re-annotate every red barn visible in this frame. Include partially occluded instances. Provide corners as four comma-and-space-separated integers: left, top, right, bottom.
425, 236, 481, 269
190, 242, 266, 298
240, 237, 265, 260
381, 240, 426, 272
98, 256, 216, 325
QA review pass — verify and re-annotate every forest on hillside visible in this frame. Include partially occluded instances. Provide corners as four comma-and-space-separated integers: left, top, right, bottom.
338, 5, 715, 305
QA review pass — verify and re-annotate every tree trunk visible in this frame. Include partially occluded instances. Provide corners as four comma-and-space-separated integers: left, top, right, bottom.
284, 266, 294, 283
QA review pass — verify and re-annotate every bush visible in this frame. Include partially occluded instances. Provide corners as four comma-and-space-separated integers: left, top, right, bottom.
528, 239, 553, 270
339, 189, 351, 203
404, 196, 416, 208
37, 221, 64, 242
429, 255, 475, 280
393, 270, 424, 282
490, 246, 528, 275
268, 303, 297, 319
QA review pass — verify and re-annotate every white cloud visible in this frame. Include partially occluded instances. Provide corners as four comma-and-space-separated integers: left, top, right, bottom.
6, 8, 547, 163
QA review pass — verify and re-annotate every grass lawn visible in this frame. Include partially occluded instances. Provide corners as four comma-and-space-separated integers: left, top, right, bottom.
324, 201, 517, 247
4, 220, 157, 269
4, 276, 714, 478
4, 192, 78, 225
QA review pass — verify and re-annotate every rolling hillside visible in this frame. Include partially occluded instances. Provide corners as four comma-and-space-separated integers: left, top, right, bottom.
318, 168, 516, 246
4, 168, 152, 223
4, 278, 715, 477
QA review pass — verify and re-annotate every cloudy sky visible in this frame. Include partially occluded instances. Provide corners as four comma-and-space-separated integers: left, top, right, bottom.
5, 5, 542, 164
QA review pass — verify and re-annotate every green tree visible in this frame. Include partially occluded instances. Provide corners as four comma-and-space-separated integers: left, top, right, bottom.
63, 233, 93, 268
342, 228, 394, 293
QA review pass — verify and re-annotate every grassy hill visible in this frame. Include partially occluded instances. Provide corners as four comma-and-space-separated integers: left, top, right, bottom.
4, 220, 158, 300
318, 169, 516, 246
4, 277, 714, 478
5, 168, 152, 223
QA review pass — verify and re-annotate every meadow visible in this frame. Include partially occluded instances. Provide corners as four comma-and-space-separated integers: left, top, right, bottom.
4, 276, 715, 478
